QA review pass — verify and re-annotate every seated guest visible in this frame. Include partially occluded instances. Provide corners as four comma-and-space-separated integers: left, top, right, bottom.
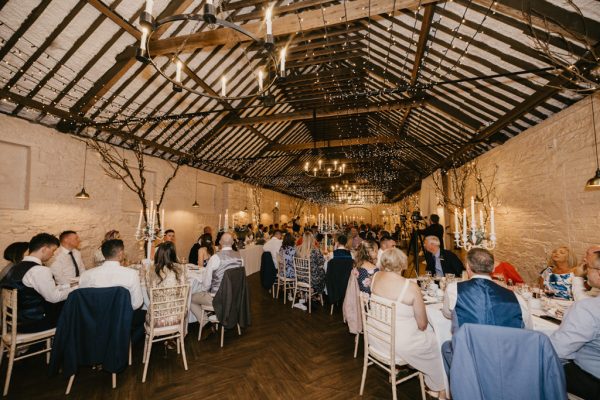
1, 241, 29, 281
295, 232, 326, 294
188, 235, 202, 266
370, 248, 446, 399
423, 236, 464, 277
278, 233, 296, 278
263, 230, 283, 267
146, 242, 186, 328
190, 233, 243, 321
50, 230, 86, 285
2, 233, 72, 333
442, 248, 532, 330
540, 246, 577, 300
354, 241, 379, 294
197, 233, 215, 268
79, 239, 145, 341
332, 235, 352, 259
93, 230, 120, 267
163, 229, 175, 243
376, 233, 395, 268
572, 245, 600, 300
492, 259, 524, 285
551, 250, 600, 400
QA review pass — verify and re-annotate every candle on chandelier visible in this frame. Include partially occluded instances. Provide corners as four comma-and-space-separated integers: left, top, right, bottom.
145, 0, 154, 14
218, 214, 222, 231
470, 196, 476, 229
327, 167, 331, 177
490, 207, 496, 235
313, 167, 317, 177
305, 162, 309, 172
341, 163, 346, 173
462, 208, 467, 238
137, 209, 143, 232
221, 76, 227, 97
479, 209, 484, 232
280, 48, 286, 74
175, 60, 182, 84
318, 159, 322, 170
258, 70, 264, 91
161, 208, 165, 235
140, 27, 148, 52
265, 6, 273, 35
454, 207, 459, 236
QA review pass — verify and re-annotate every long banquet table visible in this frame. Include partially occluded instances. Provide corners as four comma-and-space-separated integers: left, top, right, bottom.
240, 244, 263, 276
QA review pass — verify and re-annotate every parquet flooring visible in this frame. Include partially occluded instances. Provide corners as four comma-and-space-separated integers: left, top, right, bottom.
4, 273, 424, 399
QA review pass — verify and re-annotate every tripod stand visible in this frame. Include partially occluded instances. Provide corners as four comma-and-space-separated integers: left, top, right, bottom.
405, 225, 426, 278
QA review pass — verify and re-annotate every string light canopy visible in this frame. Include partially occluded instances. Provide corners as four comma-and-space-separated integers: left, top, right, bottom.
137, 0, 284, 101
304, 160, 346, 178
586, 95, 600, 188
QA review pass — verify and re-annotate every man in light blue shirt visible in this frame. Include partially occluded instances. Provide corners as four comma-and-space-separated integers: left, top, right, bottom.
550, 250, 600, 399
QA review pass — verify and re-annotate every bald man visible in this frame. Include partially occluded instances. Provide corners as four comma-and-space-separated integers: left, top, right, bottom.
573, 245, 600, 301
190, 233, 244, 321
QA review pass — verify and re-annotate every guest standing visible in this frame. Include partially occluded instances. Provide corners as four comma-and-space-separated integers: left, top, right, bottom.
419, 214, 444, 249
295, 232, 326, 294
370, 248, 446, 399
146, 242, 187, 328
49, 230, 86, 286
354, 241, 379, 294
332, 235, 352, 260
423, 236, 464, 277
550, 250, 600, 400
540, 246, 577, 300
2, 233, 72, 333
1, 241, 29, 281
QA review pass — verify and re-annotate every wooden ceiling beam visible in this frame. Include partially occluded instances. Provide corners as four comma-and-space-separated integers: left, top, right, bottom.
226, 98, 424, 126
86, 0, 139, 38
150, 0, 441, 55
269, 135, 405, 152
231, 0, 338, 23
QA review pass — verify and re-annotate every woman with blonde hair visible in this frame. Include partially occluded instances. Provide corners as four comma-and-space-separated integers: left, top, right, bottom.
295, 231, 326, 294
354, 240, 379, 294
93, 230, 121, 267
369, 248, 446, 399
539, 246, 577, 300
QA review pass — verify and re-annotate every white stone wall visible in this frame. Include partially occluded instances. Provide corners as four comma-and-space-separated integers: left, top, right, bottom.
458, 93, 600, 282
0, 115, 299, 265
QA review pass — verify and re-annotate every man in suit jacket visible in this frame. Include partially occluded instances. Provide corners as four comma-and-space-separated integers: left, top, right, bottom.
424, 235, 464, 277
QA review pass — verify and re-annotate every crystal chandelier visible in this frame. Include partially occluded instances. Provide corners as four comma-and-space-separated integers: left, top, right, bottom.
136, 0, 283, 101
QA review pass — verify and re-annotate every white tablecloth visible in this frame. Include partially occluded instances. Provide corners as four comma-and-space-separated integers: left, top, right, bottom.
240, 244, 263, 275
426, 302, 562, 394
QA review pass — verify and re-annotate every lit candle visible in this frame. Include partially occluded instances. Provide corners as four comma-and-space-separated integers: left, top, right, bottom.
221, 76, 227, 97
470, 196, 476, 229
342, 163, 346, 173
218, 214, 222, 231
140, 27, 148, 52
161, 208, 165, 235
490, 207, 496, 235
145, 0, 154, 14
175, 60, 182, 84
454, 207, 459, 236
479, 209, 484, 232
137, 209, 143, 232
318, 159, 322, 170
265, 6, 273, 35
280, 48, 286, 75
313, 167, 316, 177
258, 70, 264, 91
327, 167, 331, 177
462, 208, 467, 239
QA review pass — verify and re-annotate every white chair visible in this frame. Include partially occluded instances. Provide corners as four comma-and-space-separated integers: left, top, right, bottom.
358, 293, 425, 400
0, 288, 55, 396
197, 304, 242, 347
291, 257, 324, 314
142, 284, 189, 383
274, 254, 295, 304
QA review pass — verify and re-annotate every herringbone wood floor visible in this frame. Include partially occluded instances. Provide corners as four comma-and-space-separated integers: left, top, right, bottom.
4, 273, 424, 399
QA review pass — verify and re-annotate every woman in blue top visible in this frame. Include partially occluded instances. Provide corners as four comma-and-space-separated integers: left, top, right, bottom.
354, 240, 379, 294
278, 233, 296, 278
540, 246, 577, 300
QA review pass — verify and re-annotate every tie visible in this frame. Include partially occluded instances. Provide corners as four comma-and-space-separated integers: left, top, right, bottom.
69, 251, 80, 277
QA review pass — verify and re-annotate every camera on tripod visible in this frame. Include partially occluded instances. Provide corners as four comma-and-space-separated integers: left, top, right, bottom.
410, 210, 423, 223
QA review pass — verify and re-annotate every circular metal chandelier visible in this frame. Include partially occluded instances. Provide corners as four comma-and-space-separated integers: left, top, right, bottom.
136, 0, 284, 101
330, 183, 385, 204
304, 160, 346, 178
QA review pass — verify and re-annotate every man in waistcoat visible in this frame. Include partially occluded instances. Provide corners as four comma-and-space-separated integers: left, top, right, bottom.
2, 233, 73, 333
190, 232, 244, 323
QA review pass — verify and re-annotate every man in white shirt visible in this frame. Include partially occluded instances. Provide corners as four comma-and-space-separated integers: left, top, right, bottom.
50, 230, 86, 285
2, 233, 73, 333
79, 239, 145, 343
376, 234, 395, 268
79, 239, 143, 310
572, 244, 600, 300
190, 233, 243, 323
262, 230, 283, 266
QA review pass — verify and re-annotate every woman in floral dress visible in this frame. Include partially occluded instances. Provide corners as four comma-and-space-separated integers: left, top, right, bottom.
354, 240, 379, 294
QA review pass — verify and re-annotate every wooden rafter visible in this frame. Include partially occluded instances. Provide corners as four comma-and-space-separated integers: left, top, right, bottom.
150, 0, 442, 56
